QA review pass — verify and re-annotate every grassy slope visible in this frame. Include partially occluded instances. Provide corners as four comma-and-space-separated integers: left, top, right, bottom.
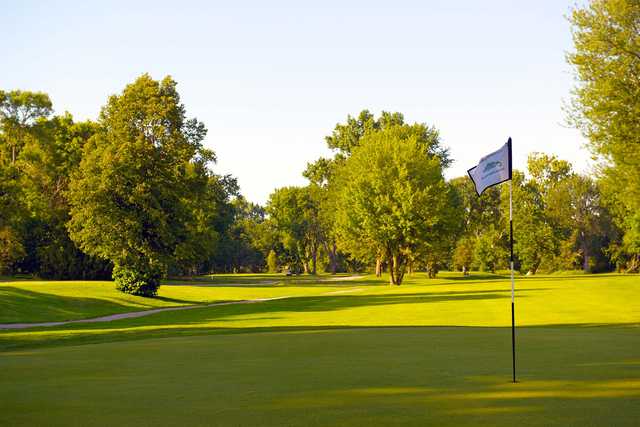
0, 273, 355, 323
1, 272, 639, 426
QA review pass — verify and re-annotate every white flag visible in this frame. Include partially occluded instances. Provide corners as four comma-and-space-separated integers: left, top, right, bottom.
467, 138, 512, 195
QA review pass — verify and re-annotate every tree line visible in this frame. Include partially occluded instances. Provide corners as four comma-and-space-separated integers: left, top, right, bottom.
0, 0, 637, 294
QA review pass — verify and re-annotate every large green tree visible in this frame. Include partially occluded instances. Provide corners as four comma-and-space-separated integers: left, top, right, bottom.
67, 74, 212, 295
306, 110, 451, 274
568, 0, 640, 271
335, 126, 454, 285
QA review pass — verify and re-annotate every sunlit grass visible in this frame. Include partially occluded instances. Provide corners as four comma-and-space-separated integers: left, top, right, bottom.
1, 272, 639, 425
0, 277, 360, 323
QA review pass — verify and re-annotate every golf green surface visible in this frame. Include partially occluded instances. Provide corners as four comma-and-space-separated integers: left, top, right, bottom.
1, 272, 639, 426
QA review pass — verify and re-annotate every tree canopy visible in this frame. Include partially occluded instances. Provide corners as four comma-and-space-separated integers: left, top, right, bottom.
568, 0, 640, 271
334, 126, 455, 285
67, 74, 213, 295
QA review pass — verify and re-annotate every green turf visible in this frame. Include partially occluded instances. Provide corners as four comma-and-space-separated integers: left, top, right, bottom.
0, 273, 358, 323
1, 272, 639, 426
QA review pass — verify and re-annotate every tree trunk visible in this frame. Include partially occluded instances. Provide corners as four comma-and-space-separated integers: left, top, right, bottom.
389, 258, 395, 286
393, 253, 406, 285
582, 242, 590, 273
311, 245, 317, 275
389, 252, 406, 285
629, 254, 640, 273
323, 241, 337, 274
375, 258, 382, 277
330, 242, 337, 274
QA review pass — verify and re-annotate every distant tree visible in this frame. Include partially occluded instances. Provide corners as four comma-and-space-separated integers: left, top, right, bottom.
15, 114, 110, 279
568, 0, 640, 271
449, 175, 505, 274
0, 226, 25, 275
505, 171, 556, 274
449, 176, 502, 238
0, 90, 52, 164
335, 126, 453, 285
453, 237, 475, 273
223, 196, 269, 273
523, 153, 616, 273
0, 164, 24, 274
67, 74, 211, 296
171, 172, 226, 276
473, 226, 508, 273
267, 250, 278, 273
267, 186, 323, 274
0, 91, 111, 278
0, 90, 53, 274
546, 174, 615, 272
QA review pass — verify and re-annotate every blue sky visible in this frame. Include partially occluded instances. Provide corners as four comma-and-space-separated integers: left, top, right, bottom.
1, 1, 590, 204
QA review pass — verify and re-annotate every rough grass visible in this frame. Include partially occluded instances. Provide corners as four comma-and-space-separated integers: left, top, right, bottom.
0, 272, 638, 426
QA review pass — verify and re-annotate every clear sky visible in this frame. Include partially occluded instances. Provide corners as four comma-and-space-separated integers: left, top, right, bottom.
1, 1, 591, 204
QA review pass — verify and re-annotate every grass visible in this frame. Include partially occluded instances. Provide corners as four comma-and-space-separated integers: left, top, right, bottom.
0, 273, 359, 323
1, 272, 639, 426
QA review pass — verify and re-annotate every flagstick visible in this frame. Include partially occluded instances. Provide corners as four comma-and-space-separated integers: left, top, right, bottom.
509, 178, 516, 383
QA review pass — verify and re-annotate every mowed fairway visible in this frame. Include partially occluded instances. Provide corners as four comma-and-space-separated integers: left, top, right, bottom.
1, 273, 639, 426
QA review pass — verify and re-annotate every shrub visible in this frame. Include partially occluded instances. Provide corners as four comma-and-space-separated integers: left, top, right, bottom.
113, 263, 162, 297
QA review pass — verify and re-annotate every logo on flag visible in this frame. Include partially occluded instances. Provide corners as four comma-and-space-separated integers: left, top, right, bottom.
467, 138, 512, 195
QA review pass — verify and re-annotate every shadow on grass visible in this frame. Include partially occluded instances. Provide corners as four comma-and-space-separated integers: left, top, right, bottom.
3, 321, 640, 354
1, 285, 551, 327
150, 295, 204, 305
2, 323, 639, 427
0, 287, 204, 324
0, 287, 551, 337
437, 272, 636, 283
164, 276, 385, 288
440, 273, 511, 281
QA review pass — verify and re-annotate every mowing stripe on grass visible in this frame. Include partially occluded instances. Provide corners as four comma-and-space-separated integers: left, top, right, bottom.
0, 286, 367, 330
0, 296, 293, 330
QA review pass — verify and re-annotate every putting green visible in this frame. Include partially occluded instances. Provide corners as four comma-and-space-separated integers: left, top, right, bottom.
1, 273, 638, 426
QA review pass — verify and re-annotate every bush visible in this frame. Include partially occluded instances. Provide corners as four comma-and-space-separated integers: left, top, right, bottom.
113, 263, 162, 297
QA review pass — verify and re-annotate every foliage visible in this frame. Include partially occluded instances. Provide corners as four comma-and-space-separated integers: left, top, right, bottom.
0, 89, 52, 164
473, 226, 508, 273
335, 126, 453, 285
267, 185, 323, 274
304, 110, 453, 276
450, 175, 506, 273
507, 170, 559, 274
568, 0, 640, 271
207, 195, 269, 274
0, 227, 25, 274
452, 237, 475, 272
112, 263, 162, 296
67, 74, 212, 295
266, 250, 278, 273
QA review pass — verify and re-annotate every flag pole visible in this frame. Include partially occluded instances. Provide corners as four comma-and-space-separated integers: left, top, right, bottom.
508, 138, 516, 383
